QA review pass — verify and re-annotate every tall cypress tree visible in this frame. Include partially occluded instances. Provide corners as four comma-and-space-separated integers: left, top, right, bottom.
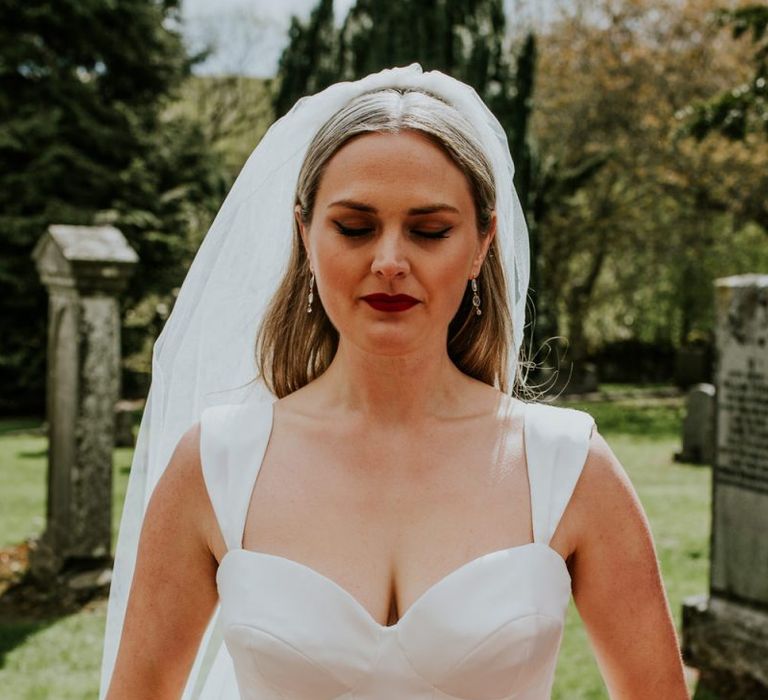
275, 1, 517, 125
272, 0, 537, 210
273, 0, 535, 200
272, 0, 338, 118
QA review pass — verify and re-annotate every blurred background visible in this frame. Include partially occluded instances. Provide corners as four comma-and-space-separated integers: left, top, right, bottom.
1, 0, 767, 698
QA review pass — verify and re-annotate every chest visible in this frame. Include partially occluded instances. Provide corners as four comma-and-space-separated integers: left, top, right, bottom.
236, 408, 534, 628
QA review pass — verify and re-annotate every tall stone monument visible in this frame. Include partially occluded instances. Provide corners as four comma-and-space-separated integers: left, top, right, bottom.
31, 225, 138, 576
682, 274, 768, 698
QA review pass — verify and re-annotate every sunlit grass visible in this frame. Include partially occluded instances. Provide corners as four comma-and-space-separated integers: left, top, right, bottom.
0, 421, 132, 699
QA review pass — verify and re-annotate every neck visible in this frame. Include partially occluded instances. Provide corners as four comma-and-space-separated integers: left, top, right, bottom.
314, 337, 472, 425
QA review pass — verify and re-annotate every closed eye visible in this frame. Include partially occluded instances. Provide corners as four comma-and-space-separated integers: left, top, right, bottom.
334, 222, 374, 237
413, 227, 452, 239
333, 222, 452, 239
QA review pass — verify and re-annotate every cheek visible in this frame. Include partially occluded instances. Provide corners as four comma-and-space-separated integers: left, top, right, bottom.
434, 262, 471, 314
311, 235, 358, 302
430, 243, 474, 293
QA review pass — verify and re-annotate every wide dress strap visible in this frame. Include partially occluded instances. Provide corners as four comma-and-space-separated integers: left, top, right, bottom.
524, 401, 596, 545
199, 398, 275, 552
199, 398, 595, 553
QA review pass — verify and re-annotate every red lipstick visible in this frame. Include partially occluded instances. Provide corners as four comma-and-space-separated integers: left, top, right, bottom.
361, 293, 420, 312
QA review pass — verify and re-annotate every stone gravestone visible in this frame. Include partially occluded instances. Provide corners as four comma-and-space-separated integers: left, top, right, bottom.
675, 383, 716, 465
682, 274, 768, 698
31, 225, 138, 577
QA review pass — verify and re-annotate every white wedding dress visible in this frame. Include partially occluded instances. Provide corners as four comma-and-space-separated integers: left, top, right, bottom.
199, 398, 596, 700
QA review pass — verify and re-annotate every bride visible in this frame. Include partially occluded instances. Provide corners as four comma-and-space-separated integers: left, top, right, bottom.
100, 65, 689, 699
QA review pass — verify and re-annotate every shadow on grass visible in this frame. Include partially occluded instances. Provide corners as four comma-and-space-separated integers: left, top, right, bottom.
0, 545, 110, 665
18, 449, 48, 459
0, 418, 44, 436
691, 670, 766, 700
0, 617, 53, 669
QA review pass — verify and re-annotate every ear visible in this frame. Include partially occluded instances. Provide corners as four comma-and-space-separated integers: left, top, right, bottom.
471, 212, 497, 279
295, 205, 312, 270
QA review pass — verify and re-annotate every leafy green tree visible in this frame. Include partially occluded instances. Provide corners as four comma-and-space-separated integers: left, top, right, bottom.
682, 5, 768, 141
0, 0, 225, 411
676, 4, 768, 235
533, 0, 768, 384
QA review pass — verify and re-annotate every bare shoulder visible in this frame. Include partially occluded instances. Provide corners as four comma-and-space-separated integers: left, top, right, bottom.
170, 421, 202, 472
572, 425, 646, 525
154, 422, 203, 497
145, 421, 219, 558
565, 423, 657, 576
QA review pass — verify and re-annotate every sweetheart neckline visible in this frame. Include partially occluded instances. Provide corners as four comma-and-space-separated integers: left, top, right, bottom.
217, 541, 570, 632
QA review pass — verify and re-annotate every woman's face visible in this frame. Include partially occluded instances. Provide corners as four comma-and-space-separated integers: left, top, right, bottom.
298, 130, 495, 357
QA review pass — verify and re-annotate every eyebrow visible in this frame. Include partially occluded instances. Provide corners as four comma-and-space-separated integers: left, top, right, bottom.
328, 199, 460, 215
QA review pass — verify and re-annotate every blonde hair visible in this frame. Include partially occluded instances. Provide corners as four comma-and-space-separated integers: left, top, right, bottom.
256, 88, 525, 398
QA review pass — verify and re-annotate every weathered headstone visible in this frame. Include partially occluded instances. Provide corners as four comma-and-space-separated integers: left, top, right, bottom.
682, 274, 768, 698
675, 383, 716, 465
30, 225, 138, 577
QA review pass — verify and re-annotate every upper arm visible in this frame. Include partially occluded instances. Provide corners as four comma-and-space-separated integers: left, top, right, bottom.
106, 422, 220, 700
568, 426, 689, 699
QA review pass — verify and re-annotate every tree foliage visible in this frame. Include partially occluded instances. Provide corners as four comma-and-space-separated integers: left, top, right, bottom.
173, 75, 273, 180
681, 4, 768, 141
272, 0, 532, 175
533, 0, 768, 369
0, 0, 226, 411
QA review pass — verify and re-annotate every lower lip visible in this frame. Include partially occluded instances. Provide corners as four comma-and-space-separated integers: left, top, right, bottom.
363, 299, 419, 312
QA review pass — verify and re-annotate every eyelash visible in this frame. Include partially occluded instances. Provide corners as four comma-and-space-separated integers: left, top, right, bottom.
333, 222, 452, 239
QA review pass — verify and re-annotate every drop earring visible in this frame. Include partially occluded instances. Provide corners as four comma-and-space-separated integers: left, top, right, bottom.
471, 276, 482, 316
307, 271, 314, 314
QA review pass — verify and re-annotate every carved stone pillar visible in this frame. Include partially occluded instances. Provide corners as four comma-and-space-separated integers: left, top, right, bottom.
31, 225, 138, 576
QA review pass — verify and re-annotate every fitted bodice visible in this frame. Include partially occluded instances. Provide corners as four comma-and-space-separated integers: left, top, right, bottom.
199, 399, 595, 699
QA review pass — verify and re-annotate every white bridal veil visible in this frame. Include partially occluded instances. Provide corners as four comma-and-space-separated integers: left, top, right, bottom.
98, 63, 531, 698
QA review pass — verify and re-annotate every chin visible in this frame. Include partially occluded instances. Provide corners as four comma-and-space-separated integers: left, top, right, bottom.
341, 325, 422, 357
330, 308, 442, 356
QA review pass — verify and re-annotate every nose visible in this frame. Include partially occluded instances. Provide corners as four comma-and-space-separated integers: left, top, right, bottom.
370, 230, 410, 279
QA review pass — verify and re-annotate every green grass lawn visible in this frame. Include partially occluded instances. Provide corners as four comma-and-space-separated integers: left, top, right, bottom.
0, 421, 133, 699
0, 391, 713, 698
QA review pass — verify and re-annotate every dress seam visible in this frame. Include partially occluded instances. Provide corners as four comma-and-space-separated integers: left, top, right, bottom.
226, 623, 357, 692
394, 612, 562, 700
